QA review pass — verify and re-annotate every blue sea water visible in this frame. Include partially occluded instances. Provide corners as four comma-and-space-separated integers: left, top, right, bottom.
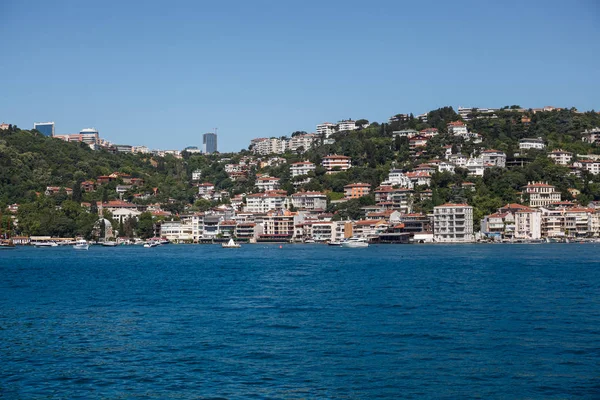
1, 243, 599, 399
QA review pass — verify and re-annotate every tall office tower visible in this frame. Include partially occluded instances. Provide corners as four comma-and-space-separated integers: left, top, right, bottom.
33, 121, 55, 136
203, 132, 218, 154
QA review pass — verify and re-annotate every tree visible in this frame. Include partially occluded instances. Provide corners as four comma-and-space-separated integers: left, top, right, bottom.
137, 212, 155, 239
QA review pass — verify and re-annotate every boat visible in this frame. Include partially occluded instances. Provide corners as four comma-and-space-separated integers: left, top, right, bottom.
341, 237, 369, 248
304, 239, 316, 244
0, 240, 16, 250
144, 241, 160, 248
33, 241, 58, 247
328, 241, 342, 246
222, 238, 241, 248
73, 239, 89, 250
102, 241, 118, 247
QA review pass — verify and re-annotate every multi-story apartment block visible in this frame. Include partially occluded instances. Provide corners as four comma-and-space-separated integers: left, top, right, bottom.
519, 137, 546, 150
522, 182, 561, 207
245, 191, 289, 213
409, 135, 429, 150
290, 191, 327, 210
481, 149, 506, 168
447, 121, 468, 135
573, 159, 600, 175
433, 203, 474, 242
321, 154, 351, 173
316, 122, 336, 138
457, 107, 498, 121
405, 171, 431, 187
197, 182, 215, 199
389, 189, 414, 213
255, 176, 281, 192
514, 207, 542, 240
382, 169, 413, 188
251, 137, 288, 155
548, 150, 573, 165
582, 127, 600, 144
290, 161, 316, 177
261, 209, 297, 240
392, 129, 419, 139
288, 133, 317, 153
344, 183, 371, 199
337, 119, 357, 132
449, 153, 468, 167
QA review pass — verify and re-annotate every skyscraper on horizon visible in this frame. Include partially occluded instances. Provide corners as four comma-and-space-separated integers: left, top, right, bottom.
203, 132, 217, 154
33, 121, 55, 137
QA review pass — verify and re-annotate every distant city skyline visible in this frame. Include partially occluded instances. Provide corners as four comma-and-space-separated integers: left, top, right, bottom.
1, 0, 599, 152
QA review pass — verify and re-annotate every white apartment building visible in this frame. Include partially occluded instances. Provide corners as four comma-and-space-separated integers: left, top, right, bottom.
438, 161, 456, 173
245, 191, 289, 213
316, 122, 336, 138
255, 176, 281, 192
447, 121, 468, 135
290, 192, 327, 210
466, 157, 486, 177
382, 169, 414, 189
514, 208, 542, 240
481, 150, 506, 167
458, 107, 498, 121
548, 150, 573, 165
288, 133, 317, 153
522, 182, 561, 207
337, 120, 357, 132
582, 127, 600, 144
321, 154, 351, 173
449, 154, 468, 168
573, 160, 600, 175
519, 137, 546, 150
433, 203, 474, 242
251, 137, 288, 155
405, 171, 431, 187
392, 129, 419, 139
290, 161, 316, 177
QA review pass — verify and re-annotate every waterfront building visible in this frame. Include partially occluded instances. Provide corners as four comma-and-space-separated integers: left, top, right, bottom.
433, 203, 474, 243
514, 207, 542, 240
261, 209, 297, 241
481, 212, 515, 239
33, 121, 55, 136
522, 182, 561, 207
203, 132, 218, 154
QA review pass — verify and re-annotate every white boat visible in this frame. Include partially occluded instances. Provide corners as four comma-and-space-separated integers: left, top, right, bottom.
328, 241, 342, 246
341, 237, 369, 248
34, 241, 58, 247
222, 238, 241, 248
102, 241, 118, 247
73, 239, 89, 250
144, 241, 160, 248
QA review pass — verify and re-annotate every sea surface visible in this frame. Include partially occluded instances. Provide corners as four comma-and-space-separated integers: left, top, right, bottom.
1, 243, 599, 399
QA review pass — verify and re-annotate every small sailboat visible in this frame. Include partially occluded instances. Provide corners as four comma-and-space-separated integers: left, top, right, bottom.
73, 239, 89, 250
222, 238, 241, 248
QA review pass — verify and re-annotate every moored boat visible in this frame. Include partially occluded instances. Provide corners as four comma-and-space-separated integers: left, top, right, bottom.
33, 241, 58, 247
73, 239, 89, 250
102, 241, 118, 247
0, 240, 16, 250
144, 241, 160, 248
341, 237, 369, 248
222, 238, 241, 248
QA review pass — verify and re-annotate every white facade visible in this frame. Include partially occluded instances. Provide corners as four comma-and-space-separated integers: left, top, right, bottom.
382, 169, 414, 189
255, 177, 281, 192
321, 155, 351, 172
290, 161, 316, 177
519, 138, 546, 150
433, 204, 474, 242
245, 192, 288, 213
288, 134, 317, 153
316, 122, 336, 138
290, 192, 327, 210
514, 209, 542, 240
523, 182, 561, 207
338, 120, 357, 131
548, 150, 573, 165
573, 160, 600, 175
481, 150, 506, 168
251, 138, 288, 155
447, 122, 468, 135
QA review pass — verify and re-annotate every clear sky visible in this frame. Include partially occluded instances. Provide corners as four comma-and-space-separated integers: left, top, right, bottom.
1, 0, 599, 152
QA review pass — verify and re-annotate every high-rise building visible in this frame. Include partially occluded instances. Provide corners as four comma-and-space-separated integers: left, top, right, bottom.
33, 122, 55, 136
203, 132, 217, 154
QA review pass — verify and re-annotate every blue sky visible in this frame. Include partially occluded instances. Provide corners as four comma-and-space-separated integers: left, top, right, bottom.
1, 0, 599, 152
